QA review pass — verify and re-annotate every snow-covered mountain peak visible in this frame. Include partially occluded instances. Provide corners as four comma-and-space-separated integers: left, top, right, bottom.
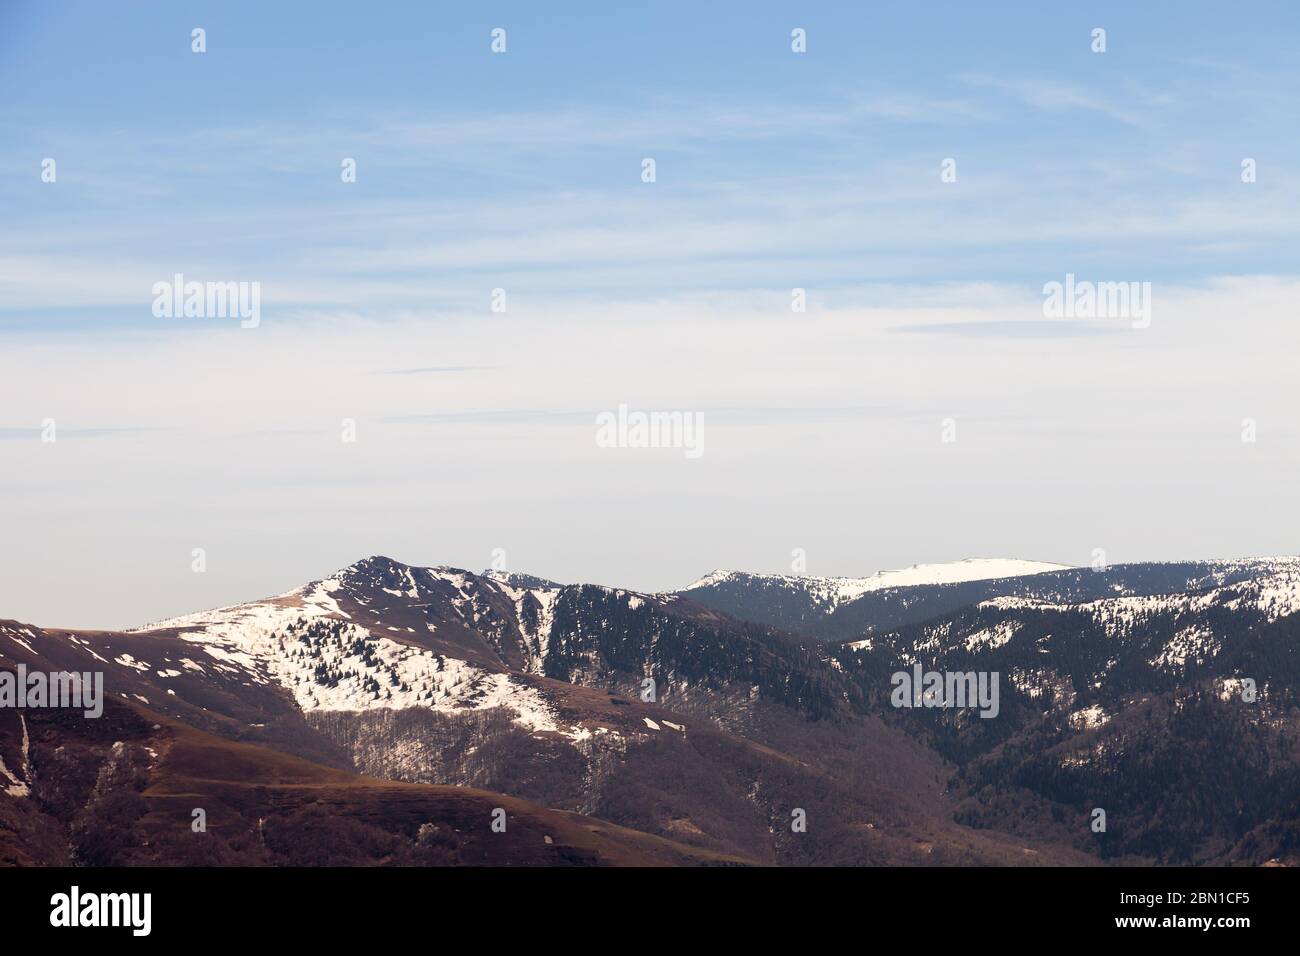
862, 557, 1072, 590
682, 558, 1072, 614
481, 569, 564, 591
682, 569, 744, 590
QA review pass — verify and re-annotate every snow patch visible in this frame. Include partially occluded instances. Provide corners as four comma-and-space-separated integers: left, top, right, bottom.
1069, 704, 1110, 729
684, 558, 1071, 614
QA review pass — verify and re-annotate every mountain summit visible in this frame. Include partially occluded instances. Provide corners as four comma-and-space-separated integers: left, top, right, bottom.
6, 553, 1300, 866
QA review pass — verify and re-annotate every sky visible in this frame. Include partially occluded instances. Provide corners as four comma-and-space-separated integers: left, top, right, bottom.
2, 1, 1299, 628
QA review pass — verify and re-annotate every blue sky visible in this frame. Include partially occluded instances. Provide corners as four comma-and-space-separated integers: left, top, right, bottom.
2, 2, 1299, 626
4, 0, 1297, 326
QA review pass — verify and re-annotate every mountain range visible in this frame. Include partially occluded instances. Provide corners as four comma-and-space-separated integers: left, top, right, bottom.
4, 554, 1299, 867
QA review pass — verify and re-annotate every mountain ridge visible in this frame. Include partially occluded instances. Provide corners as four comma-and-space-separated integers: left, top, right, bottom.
7, 552, 1300, 866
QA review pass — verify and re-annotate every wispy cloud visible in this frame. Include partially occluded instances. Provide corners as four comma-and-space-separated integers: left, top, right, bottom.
956, 73, 1155, 126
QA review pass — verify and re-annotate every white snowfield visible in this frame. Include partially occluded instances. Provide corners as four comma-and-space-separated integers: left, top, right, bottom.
685, 558, 1072, 613
126, 575, 588, 741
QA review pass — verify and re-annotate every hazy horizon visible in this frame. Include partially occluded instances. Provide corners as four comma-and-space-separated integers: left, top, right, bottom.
19, 548, 1300, 632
